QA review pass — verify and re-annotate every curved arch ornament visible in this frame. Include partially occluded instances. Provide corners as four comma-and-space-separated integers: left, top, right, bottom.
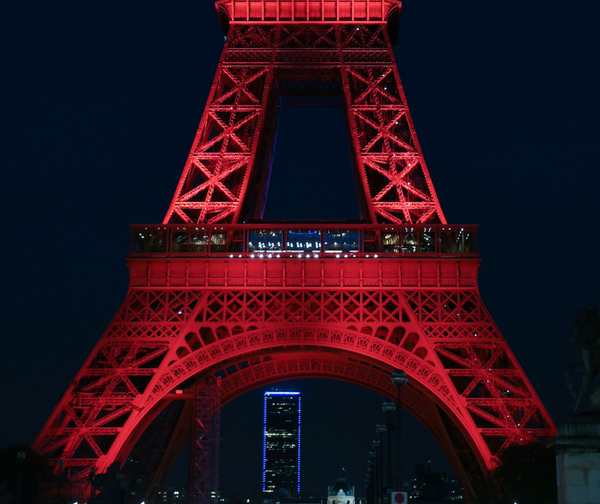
34, 0, 555, 501
149, 327, 455, 407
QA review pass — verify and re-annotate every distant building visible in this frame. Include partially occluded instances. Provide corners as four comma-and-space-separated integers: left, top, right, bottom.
327, 477, 355, 504
156, 488, 187, 503
262, 391, 301, 495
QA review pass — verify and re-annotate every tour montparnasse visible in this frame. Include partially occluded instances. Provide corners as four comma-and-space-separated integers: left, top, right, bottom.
33, 0, 556, 502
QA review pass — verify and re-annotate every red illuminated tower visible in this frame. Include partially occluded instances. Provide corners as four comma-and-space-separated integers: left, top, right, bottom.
34, 1, 555, 502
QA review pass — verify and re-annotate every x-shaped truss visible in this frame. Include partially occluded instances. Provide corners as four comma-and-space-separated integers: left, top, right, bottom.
164, 24, 445, 225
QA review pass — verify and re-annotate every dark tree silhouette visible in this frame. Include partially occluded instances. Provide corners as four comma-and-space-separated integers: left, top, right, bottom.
490, 442, 557, 504
0, 444, 51, 504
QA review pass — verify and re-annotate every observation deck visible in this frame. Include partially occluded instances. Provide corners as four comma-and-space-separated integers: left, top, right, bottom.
131, 223, 477, 258
128, 224, 479, 288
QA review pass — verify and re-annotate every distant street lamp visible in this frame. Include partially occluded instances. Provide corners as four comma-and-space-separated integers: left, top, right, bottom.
16, 451, 26, 504
57, 459, 65, 502
391, 370, 408, 491
366, 457, 375, 504
372, 439, 381, 504
382, 400, 395, 494
376, 425, 386, 504
368, 451, 376, 504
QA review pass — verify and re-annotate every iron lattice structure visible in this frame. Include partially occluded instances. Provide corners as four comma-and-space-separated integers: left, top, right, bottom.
34, 1, 555, 502
165, 0, 444, 226
189, 380, 221, 504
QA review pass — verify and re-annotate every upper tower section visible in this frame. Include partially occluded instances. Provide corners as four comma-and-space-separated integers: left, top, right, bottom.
215, 0, 402, 43
215, 0, 401, 23
164, 0, 444, 225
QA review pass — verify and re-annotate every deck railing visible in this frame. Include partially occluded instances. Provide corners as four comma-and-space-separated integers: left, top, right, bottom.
130, 223, 477, 258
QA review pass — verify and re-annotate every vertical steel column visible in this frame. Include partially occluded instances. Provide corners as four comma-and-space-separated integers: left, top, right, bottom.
189, 378, 221, 504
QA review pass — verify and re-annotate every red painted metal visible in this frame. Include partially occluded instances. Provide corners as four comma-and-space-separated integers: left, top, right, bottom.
164, 4, 443, 225
33, 1, 555, 501
189, 379, 221, 504
215, 0, 399, 24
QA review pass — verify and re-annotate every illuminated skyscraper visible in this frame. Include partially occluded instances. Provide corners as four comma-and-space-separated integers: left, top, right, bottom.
262, 391, 301, 495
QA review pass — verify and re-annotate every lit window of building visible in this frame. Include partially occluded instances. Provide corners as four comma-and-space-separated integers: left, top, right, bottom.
262, 391, 301, 495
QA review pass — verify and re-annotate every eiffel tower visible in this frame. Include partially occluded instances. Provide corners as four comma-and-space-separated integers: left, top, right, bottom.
34, 0, 556, 501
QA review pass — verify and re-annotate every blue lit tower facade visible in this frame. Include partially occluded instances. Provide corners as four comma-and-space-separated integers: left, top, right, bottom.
262, 391, 301, 495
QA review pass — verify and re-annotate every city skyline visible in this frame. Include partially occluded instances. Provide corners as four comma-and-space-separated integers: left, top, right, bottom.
217, 380, 451, 496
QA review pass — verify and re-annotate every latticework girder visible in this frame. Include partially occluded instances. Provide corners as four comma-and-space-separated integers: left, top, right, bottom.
164, 22, 445, 225
189, 380, 221, 504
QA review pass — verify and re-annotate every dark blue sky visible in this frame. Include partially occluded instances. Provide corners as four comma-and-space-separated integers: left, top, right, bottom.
1, 0, 599, 495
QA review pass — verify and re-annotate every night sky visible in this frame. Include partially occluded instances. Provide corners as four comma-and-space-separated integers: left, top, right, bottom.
1, 0, 599, 496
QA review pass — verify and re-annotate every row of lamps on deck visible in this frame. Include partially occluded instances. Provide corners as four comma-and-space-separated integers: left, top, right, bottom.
365, 370, 408, 504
